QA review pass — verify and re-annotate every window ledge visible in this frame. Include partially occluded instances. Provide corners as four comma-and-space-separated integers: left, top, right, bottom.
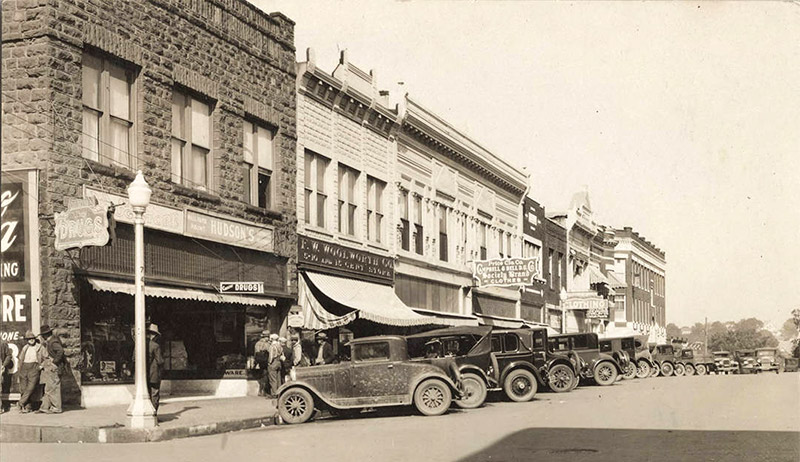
83, 159, 136, 181
303, 225, 334, 239
172, 183, 222, 204
245, 203, 283, 220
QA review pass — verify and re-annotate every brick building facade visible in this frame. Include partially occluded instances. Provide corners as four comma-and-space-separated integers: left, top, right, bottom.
2, 0, 297, 405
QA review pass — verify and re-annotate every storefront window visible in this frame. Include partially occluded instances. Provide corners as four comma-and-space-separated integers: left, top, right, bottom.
79, 282, 135, 384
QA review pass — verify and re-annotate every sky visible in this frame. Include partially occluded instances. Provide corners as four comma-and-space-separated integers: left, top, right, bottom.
255, 1, 800, 328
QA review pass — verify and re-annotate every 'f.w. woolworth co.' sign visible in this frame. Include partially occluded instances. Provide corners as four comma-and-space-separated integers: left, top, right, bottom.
54, 197, 109, 251
473, 257, 542, 288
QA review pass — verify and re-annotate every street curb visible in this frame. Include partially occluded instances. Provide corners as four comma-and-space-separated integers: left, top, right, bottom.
0, 415, 277, 443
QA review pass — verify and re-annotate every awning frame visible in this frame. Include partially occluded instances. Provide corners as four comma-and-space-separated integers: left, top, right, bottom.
87, 277, 276, 306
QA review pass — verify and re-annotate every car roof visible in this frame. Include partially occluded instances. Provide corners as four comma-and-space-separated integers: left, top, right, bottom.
755, 347, 777, 351
406, 326, 492, 339
350, 335, 406, 344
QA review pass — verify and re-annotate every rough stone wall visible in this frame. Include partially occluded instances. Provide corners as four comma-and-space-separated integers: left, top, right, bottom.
2, 0, 297, 403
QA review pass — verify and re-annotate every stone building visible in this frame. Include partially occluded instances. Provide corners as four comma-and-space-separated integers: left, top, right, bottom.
2, 0, 297, 406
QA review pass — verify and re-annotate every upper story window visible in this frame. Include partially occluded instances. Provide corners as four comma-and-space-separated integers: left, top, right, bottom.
506, 234, 513, 258
558, 252, 565, 289
338, 164, 359, 236
413, 195, 423, 255
82, 52, 135, 168
399, 190, 410, 251
438, 205, 448, 262
243, 120, 274, 209
367, 176, 386, 244
479, 223, 487, 260
548, 249, 555, 289
304, 151, 329, 228
171, 91, 212, 190
498, 230, 505, 258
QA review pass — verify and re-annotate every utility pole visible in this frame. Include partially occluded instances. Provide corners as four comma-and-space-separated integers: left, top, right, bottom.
704, 317, 708, 357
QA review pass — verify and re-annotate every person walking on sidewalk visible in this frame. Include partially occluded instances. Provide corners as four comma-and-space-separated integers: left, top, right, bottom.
147, 324, 165, 414
267, 334, 283, 397
16, 331, 45, 414
1, 339, 16, 414
38, 325, 64, 414
253, 331, 271, 396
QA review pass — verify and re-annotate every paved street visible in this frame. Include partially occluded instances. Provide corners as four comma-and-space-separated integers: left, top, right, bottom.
2, 373, 798, 461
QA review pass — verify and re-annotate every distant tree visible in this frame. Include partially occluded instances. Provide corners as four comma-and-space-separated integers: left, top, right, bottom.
791, 309, 800, 358
708, 318, 779, 352
734, 317, 764, 332
781, 318, 799, 341
666, 323, 682, 340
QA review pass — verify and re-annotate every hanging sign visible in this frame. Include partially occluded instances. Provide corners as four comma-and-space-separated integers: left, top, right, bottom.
473, 257, 541, 288
54, 196, 109, 251
219, 281, 264, 294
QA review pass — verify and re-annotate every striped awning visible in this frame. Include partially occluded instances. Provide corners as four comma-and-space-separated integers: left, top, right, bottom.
299, 275, 357, 330
87, 278, 276, 306
304, 272, 436, 327
606, 272, 626, 289
588, 266, 610, 285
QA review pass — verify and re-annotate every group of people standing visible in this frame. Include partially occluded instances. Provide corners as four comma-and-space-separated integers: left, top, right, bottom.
253, 331, 334, 398
0, 325, 66, 415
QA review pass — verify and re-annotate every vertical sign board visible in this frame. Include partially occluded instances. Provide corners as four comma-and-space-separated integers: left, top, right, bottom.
0, 169, 41, 397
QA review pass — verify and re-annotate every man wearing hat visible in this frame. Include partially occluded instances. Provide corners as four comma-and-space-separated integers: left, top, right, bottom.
146, 324, 165, 413
315, 332, 334, 366
266, 333, 284, 397
253, 331, 271, 396
39, 325, 64, 414
16, 331, 45, 413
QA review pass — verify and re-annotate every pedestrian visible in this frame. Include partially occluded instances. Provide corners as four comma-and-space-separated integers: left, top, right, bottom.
291, 333, 308, 368
279, 337, 292, 384
1, 339, 16, 414
314, 332, 334, 366
16, 331, 45, 414
146, 324, 164, 414
38, 325, 64, 414
267, 333, 283, 397
253, 331, 271, 396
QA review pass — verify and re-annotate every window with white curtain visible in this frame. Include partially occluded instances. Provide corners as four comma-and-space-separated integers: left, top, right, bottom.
243, 120, 274, 208
367, 176, 386, 243
338, 164, 360, 236
171, 91, 212, 190
82, 52, 135, 167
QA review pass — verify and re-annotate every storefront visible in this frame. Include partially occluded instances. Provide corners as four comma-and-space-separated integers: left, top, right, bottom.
296, 236, 439, 358
74, 189, 291, 406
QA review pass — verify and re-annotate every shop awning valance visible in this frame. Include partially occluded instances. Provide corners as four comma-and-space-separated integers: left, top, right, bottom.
304, 272, 435, 327
474, 313, 528, 329
411, 308, 479, 327
606, 271, 626, 289
588, 266, 609, 286
299, 275, 358, 330
87, 278, 276, 306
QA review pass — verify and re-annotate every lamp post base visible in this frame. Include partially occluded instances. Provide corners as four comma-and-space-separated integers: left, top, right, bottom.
126, 413, 158, 429
126, 398, 158, 428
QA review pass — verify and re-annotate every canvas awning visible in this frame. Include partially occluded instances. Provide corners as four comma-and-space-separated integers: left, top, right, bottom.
87, 277, 276, 306
303, 272, 436, 327
299, 275, 358, 330
411, 308, 480, 327
607, 272, 626, 289
588, 266, 610, 285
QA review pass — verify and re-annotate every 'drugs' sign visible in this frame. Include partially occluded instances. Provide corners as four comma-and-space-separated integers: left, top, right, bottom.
1, 169, 41, 388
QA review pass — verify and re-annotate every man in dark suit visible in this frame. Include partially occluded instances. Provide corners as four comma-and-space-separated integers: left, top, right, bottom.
146, 324, 165, 413
314, 332, 334, 365
38, 325, 64, 414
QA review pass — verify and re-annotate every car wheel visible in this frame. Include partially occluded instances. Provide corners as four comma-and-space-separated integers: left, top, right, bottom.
685, 364, 695, 376
456, 373, 487, 409
278, 388, 315, 424
623, 362, 637, 380
548, 364, 575, 393
660, 362, 674, 377
414, 379, 452, 416
503, 369, 538, 402
636, 360, 651, 379
695, 364, 707, 375
674, 363, 685, 376
651, 362, 661, 377
569, 371, 581, 390
593, 361, 618, 386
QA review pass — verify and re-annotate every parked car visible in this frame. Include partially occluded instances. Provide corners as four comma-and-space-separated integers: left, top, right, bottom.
632, 336, 655, 378
650, 344, 678, 377
713, 351, 739, 374
754, 347, 781, 374
736, 350, 757, 374
599, 337, 636, 379
406, 326, 493, 408
490, 328, 580, 400
783, 356, 799, 373
549, 333, 623, 386
276, 336, 463, 424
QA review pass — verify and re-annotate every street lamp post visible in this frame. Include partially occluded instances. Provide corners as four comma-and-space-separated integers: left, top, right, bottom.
126, 171, 157, 428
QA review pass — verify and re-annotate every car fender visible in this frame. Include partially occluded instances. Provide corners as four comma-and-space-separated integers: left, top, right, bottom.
636, 357, 654, 368
458, 365, 490, 386
276, 381, 344, 410
596, 353, 624, 374
547, 357, 577, 375
499, 361, 544, 387
407, 371, 462, 398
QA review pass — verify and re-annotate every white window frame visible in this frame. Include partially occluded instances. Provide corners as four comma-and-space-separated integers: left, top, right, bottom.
243, 120, 275, 209
367, 176, 386, 244
82, 52, 136, 168
338, 163, 360, 237
304, 151, 329, 229
171, 90, 213, 191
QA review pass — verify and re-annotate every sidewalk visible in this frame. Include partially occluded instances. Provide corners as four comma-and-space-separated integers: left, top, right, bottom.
0, 396, 277, 443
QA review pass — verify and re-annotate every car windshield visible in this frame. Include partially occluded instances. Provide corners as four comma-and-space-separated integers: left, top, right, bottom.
757, 350, 774, 357
714, 353, 730, 358
407, 334, 480, 359
681, 350, 694, 359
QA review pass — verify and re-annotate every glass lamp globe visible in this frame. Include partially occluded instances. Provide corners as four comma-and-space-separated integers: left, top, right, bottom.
127, 171, 152, 209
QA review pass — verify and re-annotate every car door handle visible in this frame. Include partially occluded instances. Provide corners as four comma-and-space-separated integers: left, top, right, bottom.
387, 364, 394, 369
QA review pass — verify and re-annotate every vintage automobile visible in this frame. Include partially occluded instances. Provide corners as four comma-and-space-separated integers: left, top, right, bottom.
549, 333, 623, 386
490, 328, 580, 400
599, 337, 636, 380
679, 349, 716, 376
783, 356, 799, 373
754, 347, 782, 374
713, 351, 739, 374
632, 336, 655, 378
405, 326, 493, 408
736, 350, 757, 374
276, 336, 463, 424
649, 344, 678, 377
